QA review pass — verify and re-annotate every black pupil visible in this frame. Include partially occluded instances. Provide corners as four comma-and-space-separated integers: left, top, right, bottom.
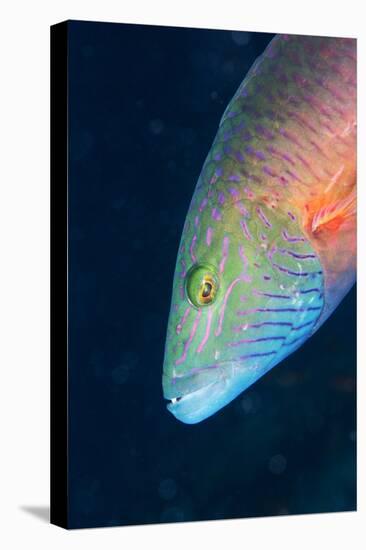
202, 281, 212, 298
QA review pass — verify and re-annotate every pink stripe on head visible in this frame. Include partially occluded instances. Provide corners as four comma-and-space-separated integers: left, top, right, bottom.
244, 187, 255, 199
199, 198, 208, 212
234, 201, 248, 217
219, 236, 230, 273
239, 245, 251, 281
189, 234, 197, 263
215, 277, 242, 336
218, 192, 226, 205
206, 226, 213, 246
176, 307, 191, 334
212, 208, 222, 221
180, 258, 186, 279
240, 220, 252, 241
175, 309, 202, 365
197, 309, 213, 353
229, 187, 240, 197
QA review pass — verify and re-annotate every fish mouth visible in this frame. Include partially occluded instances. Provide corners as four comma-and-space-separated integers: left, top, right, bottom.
163, 360, 257, 424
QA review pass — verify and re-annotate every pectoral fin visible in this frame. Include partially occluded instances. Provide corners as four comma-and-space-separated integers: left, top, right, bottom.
310, 187, 356, 235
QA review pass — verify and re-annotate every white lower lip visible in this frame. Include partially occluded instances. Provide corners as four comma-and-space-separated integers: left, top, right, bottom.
167, 380, 222, 423
166, 360, 253, 424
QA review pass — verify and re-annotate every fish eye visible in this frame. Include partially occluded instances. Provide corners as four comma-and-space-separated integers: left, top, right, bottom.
185, 264, 219, 308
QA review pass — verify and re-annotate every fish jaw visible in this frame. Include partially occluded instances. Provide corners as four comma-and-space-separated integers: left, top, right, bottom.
164, 359, 271, 424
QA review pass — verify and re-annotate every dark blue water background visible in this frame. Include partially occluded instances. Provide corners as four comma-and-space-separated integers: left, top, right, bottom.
67, 21, 356, 528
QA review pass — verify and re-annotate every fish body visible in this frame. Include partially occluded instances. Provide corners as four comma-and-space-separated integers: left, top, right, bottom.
163, 34, 356, 424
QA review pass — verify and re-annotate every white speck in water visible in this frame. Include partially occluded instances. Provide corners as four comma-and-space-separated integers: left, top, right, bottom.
268, 454, 287, 475
242, 324, 249, 331
158, 478, 177, 501
214, 350, 220, 360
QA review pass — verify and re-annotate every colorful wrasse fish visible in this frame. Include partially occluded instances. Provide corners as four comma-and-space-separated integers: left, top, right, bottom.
163, 34, 356, 424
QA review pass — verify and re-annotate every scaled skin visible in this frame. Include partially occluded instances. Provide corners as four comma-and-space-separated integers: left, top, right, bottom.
163, 34, 356, 424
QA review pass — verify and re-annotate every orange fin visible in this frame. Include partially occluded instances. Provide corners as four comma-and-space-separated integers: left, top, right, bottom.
309, 187, 356, 235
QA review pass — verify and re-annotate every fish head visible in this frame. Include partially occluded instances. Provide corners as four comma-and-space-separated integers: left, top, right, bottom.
163, 199, 274, 424
162, 191, 324, 424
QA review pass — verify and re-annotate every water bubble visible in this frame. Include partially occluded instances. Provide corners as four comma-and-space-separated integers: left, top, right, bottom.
160, 506, 185, 523
158, 478, 177, 501
149, 119, 164, 135
241, 395, 254, 414
110, 351, 138, 385
268, 454, 287, 475
240, 391, 261, 414
231, 31, 251, 46
111, 364, 130, 384
222, 60, 235, 76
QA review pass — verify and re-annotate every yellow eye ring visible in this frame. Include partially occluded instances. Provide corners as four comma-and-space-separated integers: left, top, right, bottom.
185, 264, 219, 308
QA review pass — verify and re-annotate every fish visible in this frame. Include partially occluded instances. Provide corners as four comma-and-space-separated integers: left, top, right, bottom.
162, 33, 356, 424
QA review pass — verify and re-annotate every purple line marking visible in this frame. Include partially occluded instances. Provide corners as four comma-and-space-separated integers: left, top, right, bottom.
253, 290, 292, 299
218, 192, 226, 205
285, 169, 303, 183
212, 208, 222, 221
283, 335, 308, 347
233, 321, 292, 332
229, 187, 240, 197
272, 263, 310, 277
300, 288, 320, 294
240, 220, 252, 241
279, 249, 316, 260
239, 351, 277, 360
256, 207, 272, 228
255, 150, 266, 161
287, 211, 296, 221
263, 165, 278, 178
235, 150, 245, 162
237, 307, 322, 316
229, 173, 241, 182
291, 320, 315, 331
227, 336, 287, 347
255, 124, 275, 140
282, 230, 305, 243
194, 215, 200, 227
